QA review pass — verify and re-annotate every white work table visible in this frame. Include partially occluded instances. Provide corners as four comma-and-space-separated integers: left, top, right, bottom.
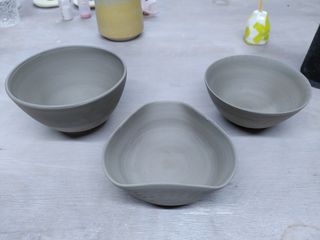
0, 0, 320, 239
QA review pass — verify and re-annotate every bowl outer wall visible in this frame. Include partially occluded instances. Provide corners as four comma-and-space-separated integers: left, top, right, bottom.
11, 77, 126, 132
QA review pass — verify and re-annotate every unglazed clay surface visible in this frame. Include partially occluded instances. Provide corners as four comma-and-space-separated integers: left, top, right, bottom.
205, 55, 311, 128
1, 0, 320, 239
104, 102, 236, 206
6, 46, 126, 132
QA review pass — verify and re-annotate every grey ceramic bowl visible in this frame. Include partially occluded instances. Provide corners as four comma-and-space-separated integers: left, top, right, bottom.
5, 46, 126, 132
104, 102, 236, 206
205, 55, 311, 129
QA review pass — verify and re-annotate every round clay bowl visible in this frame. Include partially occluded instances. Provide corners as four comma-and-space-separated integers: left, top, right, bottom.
5, 46, 126, 132
205, 55, 311, 129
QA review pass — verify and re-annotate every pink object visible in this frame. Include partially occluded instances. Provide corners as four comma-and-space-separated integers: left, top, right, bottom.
80, 12, 91, 18
78, 0, 91, 19
141, 0, 158, 16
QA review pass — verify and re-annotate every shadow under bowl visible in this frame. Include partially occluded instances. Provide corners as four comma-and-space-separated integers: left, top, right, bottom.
205, 55, 311, 129
5, 46, 126, 132
104, 101, 236, 206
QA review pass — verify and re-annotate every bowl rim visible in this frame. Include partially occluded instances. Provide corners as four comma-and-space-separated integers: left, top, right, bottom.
5, 45, 127, 110
205, 55, 312, 116
103, 101, 237, 190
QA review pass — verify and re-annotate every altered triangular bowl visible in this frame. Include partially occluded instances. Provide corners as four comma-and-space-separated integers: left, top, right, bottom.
104, 101, 236, 206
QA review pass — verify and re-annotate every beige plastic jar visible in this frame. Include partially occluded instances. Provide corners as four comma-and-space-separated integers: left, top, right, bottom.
95, 0, 144, 41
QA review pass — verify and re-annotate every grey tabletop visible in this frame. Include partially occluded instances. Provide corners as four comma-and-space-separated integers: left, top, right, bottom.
1, 0, 320, 239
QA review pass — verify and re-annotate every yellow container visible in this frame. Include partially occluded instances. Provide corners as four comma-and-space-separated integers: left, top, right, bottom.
95, 0, 144, 41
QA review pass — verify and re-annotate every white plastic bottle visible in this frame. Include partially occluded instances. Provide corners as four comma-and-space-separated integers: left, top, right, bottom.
59, 0, 73, 21
78, 0, 91, 19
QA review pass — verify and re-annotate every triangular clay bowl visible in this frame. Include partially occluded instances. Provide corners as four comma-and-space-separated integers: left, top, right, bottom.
104, 101, 236, 206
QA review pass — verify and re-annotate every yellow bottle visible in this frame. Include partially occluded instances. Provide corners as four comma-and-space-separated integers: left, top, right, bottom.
95, 0, 144, 41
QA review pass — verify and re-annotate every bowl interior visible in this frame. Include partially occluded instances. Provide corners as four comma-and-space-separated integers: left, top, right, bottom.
105, 102, 235, 187
206, 56, 311, 114
7, 46, 125, 106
